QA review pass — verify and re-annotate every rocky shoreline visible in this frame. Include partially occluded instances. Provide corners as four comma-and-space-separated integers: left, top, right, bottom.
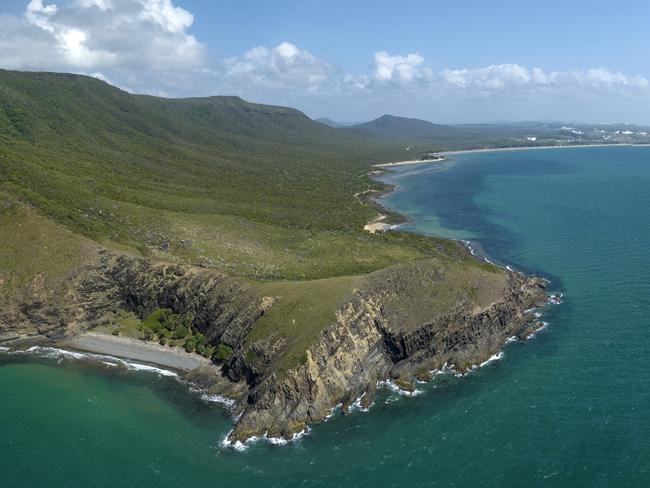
0, 151, 547, 442
62, 332, 213, 371
1, 162, 551, 443
0, 244, 548, 443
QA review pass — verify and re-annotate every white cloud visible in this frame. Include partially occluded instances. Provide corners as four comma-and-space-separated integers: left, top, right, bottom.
225, 42, 333, 89
139, 0, 193, 34
556, 68, 649, 89
26, 0, 58, 32
371, 51, 432, 84
437, 63, 649, 93
440, 64, 534, 90
74, 0, 114, 10
0, 0, 205, 73
0, 3, 648, 122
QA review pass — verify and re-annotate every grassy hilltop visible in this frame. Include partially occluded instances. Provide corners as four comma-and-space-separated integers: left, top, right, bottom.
0, 70, 444, 284
1, 70, 498, 367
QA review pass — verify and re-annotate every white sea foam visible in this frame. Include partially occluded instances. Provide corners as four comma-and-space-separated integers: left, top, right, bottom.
378, 379, 423, 397
325, 403, 342, 420
5, 345, 179, 378
479, 351, 504, 368
443, 362, 465, 377
527, 322, 549, 340
0, 346, 9, 352
17, 346, 87, 360
349, 393, 372, 413
432, 348, 507, 379
221, 432, 251, 452
429, 362, 457, 377
462, 240, 478, 257
505, 335, 519, 344
122, 361, 178, 377
265, 429, 309, 446
220, 427, 310, 451
200, 393, 235, 408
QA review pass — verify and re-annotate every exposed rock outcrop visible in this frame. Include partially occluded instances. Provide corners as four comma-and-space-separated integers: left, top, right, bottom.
0, 250, 274, 349
0, 247, 547, 442
226, 270, 546, 440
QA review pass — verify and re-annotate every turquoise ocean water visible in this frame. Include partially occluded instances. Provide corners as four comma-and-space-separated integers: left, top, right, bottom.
2, 146, 649, 487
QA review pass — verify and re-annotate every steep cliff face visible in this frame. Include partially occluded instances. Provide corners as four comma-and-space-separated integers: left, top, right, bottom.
0, 249, 274, 348
227, 268, 547, 441
0, 244, 547, 442
81, 252, 277, 347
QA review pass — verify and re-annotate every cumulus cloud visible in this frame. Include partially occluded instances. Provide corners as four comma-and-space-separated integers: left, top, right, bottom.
371, 51, 432, 84
224, 42, 333, 90
340, 51, 649, 98
0, 0, 205, 73
0, 2, 648, 121
437, 63, 649, 93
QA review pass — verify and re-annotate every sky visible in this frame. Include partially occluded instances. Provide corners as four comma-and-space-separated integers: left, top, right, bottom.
1, 0, 650, 124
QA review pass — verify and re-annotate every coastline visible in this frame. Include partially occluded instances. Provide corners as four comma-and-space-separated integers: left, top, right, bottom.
368, 141, 646, 240
372, 157, 445, 167
59, 332, 214, 371
373, 143, 640, 174
4, 143, 561, 449
440, 142, 639, 157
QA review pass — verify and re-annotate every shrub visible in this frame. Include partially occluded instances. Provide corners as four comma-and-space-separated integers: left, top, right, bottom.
244, 350, 257, 365
184, 336, 196, 353
194, 332, 206, 348
172, 325, 189, 340
141, 308, 194, 342
213, 344, 233, 361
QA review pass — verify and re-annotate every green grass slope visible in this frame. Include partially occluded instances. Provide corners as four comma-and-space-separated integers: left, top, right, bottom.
346, 114, 463, 141
0, 70, 518, 371
0, 69, 443, 281
343, 114, 530, 152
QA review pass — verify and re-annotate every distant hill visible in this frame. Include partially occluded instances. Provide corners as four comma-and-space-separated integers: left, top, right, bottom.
344, 114, 464, 141
315, 117, 345, 128
0, 70, 398, 236
343, 115, 650, 151
0, 69, 423, 283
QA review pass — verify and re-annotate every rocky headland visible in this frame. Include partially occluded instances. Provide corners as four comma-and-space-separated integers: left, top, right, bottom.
0, 243, 547, 442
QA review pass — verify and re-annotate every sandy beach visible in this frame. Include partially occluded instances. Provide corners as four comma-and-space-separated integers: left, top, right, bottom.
61, 332, 212, 371
364, 214, 392, 233
371, 144, 638, 172
372, 157, 445, 167
440, 142, 635, 157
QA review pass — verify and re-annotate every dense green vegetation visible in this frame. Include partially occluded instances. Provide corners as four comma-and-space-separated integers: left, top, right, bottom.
346, 114, 465, 142
344, 114, 650, 152
139, 308, 214, 357
0, 69, 515, 370
0, 70, 447, 281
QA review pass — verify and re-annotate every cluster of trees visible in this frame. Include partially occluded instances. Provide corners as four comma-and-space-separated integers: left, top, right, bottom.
140, 308, 214, 357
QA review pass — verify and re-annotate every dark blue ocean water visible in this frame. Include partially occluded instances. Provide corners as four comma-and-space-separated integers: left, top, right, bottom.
2, 146, 649, 487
